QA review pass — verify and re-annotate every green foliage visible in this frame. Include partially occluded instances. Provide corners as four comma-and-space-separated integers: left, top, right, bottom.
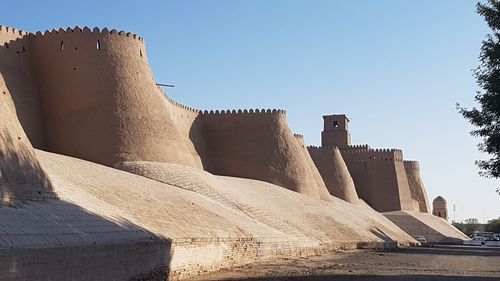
452, 218, 482, 236
485, 217, 500, 232
465, 217, 480, 224
459, 0, 500, 193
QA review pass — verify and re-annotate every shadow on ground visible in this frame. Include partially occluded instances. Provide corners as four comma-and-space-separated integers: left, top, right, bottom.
392, 245, 500, 257
232, 275, 500, 281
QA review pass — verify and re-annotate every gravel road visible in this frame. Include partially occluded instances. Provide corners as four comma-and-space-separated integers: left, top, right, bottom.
187, 245, 500, 281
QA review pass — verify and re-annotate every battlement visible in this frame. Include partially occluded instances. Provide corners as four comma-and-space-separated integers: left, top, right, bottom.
199, 108, 286, 115
403, 160, 420, 169
307, 144, 370, 151
0, 25, 29, 37
157, 85, 200, 113
28, 26, 144, 43
307, 145, 336, 151
0, 25, 30, 53
339, 147, 403, 162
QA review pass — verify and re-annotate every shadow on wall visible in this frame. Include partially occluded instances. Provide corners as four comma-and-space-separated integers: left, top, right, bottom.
189, 113, 211, 170
0, 129, 55, 204
0, 199, 172, 281
0, 36, 46, 148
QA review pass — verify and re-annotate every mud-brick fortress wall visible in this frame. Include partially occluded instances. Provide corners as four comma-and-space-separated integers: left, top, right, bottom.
339, 148, 418, 212
199, 110, 332, 201
27, 27, 203, 168
312, 115, 431, 212
307, 146, 359, 204
0, 26, 56, 205
0, 26, 46, 148
0, 25, 332, 202
403, 160, 430, 213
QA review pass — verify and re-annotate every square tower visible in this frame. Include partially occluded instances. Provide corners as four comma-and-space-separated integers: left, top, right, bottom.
321, 114, 351, 147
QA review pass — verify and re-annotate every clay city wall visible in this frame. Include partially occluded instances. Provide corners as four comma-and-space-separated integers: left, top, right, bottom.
334, 147, 418, 212
403, 160, 430, 213
0, 63, 55, 204
26, 26, 204, 168
0, 26, 46, 148
0, 25, 332, 201
199, 109, 332, 201
307, 146, 359, 204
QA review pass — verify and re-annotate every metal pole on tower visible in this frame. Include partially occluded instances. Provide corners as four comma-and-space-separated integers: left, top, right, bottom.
453, 204, 456, 223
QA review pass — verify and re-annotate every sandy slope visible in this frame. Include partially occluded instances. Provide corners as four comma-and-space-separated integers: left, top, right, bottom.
0, 150, 419, 280
384, 211, 468, 243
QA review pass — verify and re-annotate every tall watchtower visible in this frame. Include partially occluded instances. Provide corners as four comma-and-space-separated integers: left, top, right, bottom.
321, 114, 351, 147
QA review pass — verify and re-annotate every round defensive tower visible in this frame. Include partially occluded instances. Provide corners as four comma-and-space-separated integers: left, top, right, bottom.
403, 161, 430, 213
432, 196, 448, 220
308, 146, 359, 204
200, 110, 333, 201
28, 27, 203, 168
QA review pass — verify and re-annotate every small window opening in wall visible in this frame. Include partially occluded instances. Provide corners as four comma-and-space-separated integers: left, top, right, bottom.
140, 49, 143, 57
96, 40, 100, 50
60, 41, 64, 50
333, 121, 338, 128
73, 67, 76, 71
2, 91, 6, 95
4, 43, 9, 49
22, 46, 26, 53
75, 46, 78, 50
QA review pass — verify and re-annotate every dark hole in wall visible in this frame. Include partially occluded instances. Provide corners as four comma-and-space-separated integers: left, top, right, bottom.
60, 41, 64, 50
96, 40, 100, 50
140, 49, 143, 57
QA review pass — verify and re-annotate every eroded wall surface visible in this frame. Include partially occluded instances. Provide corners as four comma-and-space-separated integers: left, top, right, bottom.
27, 27, 203, 168
308, 146, 359, 204
200, 110, 332, 201
0, 25, 333, 202
0, 67, 55, 204
403, 161, 430, 213
0, 26, 46, 148
339, 148, 417, 212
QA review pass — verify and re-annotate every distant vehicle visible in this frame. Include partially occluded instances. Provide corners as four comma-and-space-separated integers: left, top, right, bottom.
486, 236, 500, 247
463, 236, 486, 246
415, 236, 432, 247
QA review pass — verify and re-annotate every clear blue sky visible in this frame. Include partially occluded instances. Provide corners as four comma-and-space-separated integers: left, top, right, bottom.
3, 0, 498, 222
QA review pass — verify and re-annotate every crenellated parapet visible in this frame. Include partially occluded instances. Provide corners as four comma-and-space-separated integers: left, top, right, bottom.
0, 25, 30, 54
157, 84, 287, 117
199, 108, 286, 115
157, 85, 200, 113
0, 25, 29, 37
338, 147, 403, 162
403, 160, 420, 169
28, 26, 144, 42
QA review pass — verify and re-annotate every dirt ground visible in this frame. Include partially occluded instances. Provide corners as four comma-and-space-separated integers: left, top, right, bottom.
187, 245, 500, 281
